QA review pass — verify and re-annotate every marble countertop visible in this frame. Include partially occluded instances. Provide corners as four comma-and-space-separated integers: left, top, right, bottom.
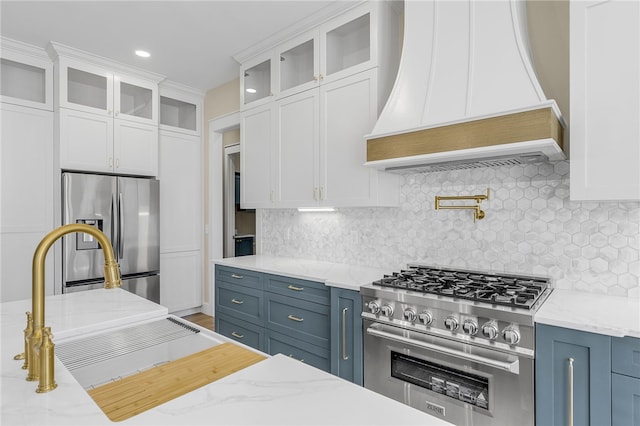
535, 289, 640, 338
212, 255, 392, 291
1, 289, 451, 426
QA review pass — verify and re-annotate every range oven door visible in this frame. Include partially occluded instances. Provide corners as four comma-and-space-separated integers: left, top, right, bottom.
363, 319, 534, 426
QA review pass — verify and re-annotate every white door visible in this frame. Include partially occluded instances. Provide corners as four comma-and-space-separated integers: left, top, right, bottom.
320, 69, 377, 205
241, 103, 278, 208
59, 107, 113, 173
160, 251, 202, 313
114, 119, 158, 176
277, 89, 319, 207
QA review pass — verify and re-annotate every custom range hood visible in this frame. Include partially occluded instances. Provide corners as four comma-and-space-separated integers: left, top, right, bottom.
365, 0, 566, 172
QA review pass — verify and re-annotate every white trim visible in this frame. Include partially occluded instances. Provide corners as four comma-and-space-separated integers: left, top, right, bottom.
224, 144, 240, 257
208, 112, 240, 316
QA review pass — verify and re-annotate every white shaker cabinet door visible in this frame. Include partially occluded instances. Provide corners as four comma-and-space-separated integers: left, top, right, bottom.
113, 119, 158, 177
570, 0, 640, 200
277, 89, 319, 207
59, 107, 114, 173
241, 103, 278, 208
160, 251, 202, 313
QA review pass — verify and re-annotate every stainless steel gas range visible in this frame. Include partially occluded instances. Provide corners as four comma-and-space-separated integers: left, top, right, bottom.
361, 265, 552, 426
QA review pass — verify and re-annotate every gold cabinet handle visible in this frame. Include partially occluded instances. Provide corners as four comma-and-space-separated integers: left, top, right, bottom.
319, 186, 324, 201
287, 285, 304, 291
341, 307, 349, 360
231, 332, 244, 339
231, 298, 244, 305
108, 157, 113, 168
288, 354, 304, 362
287, 314, 304, 322
231, 274, 244, 279
568, 357, 574, 426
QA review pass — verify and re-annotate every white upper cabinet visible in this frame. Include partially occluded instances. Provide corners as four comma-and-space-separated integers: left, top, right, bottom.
0, 38, 53, 111
159, 82, 204, 136
58, 57, 158, 125
570, 0, 640, 201
241, 2, 395, 108
48, 43, 164, 176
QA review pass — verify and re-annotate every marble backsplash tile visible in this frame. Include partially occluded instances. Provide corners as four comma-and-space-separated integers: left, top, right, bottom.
260, 161, 640, 297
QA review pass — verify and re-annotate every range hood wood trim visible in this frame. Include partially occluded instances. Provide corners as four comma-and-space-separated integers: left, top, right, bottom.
366, 107, 564, 162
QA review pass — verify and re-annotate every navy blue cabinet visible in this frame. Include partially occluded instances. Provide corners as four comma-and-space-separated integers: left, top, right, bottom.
536, 324, 612, 426
330, 287, 363, 385
214, 264, 364, 384
611, 336, 640, 426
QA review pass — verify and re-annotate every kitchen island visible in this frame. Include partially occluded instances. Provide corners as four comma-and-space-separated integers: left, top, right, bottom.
1, 289, 451, 425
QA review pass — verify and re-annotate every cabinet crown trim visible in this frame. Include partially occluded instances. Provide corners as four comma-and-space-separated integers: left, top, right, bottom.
46, 41, 166, 83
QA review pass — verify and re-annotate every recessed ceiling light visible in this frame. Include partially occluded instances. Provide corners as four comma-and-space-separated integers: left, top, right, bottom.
246, 88, 257, 94
135, 50, 150, 58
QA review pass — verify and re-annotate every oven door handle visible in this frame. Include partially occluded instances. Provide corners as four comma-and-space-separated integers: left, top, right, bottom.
366, 324, 520, 374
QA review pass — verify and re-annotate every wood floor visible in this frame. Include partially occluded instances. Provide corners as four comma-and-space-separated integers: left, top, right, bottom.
181, 313, 214, 331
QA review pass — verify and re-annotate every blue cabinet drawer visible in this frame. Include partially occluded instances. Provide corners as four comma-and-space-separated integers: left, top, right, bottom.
612, 336, 640, 379
265, 274, 329, 305
265, 330, 330, 373
612, 372, 640, 426
265, 292, 330, 348
216, 316, 264, 351
216, 282, 264, 326
216, 265, 262, 289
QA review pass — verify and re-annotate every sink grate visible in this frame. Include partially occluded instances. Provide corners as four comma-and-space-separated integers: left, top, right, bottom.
56, 317, 199, 371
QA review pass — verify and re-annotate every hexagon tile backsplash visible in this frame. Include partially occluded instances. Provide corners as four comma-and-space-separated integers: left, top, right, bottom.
260, 161, 640, 298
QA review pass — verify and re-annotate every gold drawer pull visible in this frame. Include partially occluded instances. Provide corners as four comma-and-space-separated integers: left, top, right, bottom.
287, 285, 304, 291
288, 354, 305, 363
231, 332, 244, 339
568, 357, 574, 426
231, 299, 244, 305
287, 314, 304, 322
231, 274, 244, 279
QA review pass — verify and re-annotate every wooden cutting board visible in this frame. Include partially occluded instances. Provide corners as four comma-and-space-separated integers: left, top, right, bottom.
87, 342, 266, 422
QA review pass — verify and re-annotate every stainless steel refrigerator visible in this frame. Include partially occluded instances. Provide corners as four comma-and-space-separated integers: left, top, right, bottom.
62, 172, 160, 303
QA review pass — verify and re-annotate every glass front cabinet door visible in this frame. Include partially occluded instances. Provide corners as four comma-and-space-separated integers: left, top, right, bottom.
240, 52, 274, 109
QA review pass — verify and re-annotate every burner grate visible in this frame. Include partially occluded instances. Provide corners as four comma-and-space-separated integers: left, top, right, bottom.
373, 266, 550, 309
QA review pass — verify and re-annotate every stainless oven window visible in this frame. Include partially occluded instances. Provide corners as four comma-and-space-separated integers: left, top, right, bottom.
391, 351, 489, 409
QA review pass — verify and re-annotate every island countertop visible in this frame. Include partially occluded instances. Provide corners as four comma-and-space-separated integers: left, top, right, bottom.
1, 289, 451, 426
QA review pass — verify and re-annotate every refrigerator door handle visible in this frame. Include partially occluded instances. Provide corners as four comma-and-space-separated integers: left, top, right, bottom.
111, 194, 117, 255
118, 192, 124, 260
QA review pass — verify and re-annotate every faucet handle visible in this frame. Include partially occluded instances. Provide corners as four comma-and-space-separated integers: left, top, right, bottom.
14, 311, 33, 370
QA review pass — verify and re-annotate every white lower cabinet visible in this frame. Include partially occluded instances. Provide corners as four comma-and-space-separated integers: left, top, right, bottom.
59, 107, 158, 176
0, 103, 54, 302
160, 251, 202, 313
158, 129, 202, 312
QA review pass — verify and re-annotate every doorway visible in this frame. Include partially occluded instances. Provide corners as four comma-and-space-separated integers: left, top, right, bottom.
224, 143, 256, 258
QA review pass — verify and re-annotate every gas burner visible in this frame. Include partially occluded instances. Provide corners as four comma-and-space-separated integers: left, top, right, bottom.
372, 265, 550, 309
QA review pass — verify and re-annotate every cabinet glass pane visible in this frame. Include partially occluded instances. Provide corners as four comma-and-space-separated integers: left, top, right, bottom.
326, 13, 370, 76
160, 96, 196, 130
280, 39, 314, 91
120, 81, 152, 119
68, 67, 107, 110
1, 58, 46, 103
244, 59, 271, 104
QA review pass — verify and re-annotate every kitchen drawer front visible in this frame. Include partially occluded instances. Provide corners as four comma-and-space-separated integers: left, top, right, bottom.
216, 316, 264, 351
612, 372, 640, 426
265, 273, 328, 305
265, 329, 330, 373
216, 282, 264, 326
265, 292, 330, 348
612, 336, 640, 379
216, 265, 262, 289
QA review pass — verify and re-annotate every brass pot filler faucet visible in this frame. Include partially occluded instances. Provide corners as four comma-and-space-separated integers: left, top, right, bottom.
14, 224, 122, 393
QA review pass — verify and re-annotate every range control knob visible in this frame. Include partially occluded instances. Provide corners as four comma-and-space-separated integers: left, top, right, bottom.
403, 309, 417, 322
462, 319, 478, 336
380, 304, 394, 317
418, 311, 433, 326
482, 323, 499, 340
502, 326, 521, 345
444, 315, 459, 331
367, 301, 381, 315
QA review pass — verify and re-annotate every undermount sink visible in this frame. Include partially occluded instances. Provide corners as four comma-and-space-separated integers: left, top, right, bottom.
56, 316, 224, 389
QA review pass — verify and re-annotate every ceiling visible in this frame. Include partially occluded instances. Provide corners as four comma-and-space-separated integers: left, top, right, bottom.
0, 1, 355, 93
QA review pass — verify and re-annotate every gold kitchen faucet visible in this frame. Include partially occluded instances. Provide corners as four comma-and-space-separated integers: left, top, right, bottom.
15, 224, 122, 393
